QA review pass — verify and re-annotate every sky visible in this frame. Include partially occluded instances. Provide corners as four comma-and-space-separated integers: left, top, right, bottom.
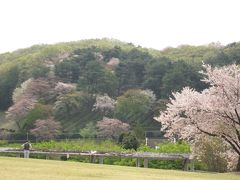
0, 0, 240, 53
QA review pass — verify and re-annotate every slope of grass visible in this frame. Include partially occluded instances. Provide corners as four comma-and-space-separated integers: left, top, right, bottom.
0, 157, 239, 180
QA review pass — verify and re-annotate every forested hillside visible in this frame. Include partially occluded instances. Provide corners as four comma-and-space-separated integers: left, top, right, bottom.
0, 38, 239, 138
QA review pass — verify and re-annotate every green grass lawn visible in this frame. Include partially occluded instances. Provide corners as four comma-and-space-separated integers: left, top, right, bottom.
0, 157, 239, 180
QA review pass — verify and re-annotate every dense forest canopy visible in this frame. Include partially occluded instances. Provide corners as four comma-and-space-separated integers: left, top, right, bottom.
0, 38, 240, 136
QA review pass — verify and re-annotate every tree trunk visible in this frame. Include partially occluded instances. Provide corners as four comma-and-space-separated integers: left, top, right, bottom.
237, 156, 240, 171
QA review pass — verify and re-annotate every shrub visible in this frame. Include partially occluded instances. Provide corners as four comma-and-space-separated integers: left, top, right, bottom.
0, 140, 8, 146
113, 158, 136, 166
118, 132, 139, 150
138, 141, 190, 153
193, 136, 228, 172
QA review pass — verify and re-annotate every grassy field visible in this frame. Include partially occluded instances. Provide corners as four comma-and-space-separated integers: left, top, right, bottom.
0, 157, 239, 180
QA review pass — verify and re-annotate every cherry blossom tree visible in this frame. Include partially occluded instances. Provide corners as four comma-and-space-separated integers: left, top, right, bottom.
30, 118, 62, 140
92, 94, 116, 115
96, 117, 130, 139
155, 64, 240, 171
54, 82, 76, 95
6, 78, 51, 130
12, 78, 33, 103
6, 97, 37, 129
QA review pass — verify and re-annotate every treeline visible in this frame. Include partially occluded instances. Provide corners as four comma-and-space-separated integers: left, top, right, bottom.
0, 39, 240, 138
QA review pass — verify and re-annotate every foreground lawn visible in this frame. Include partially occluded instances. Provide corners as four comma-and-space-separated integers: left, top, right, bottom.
0, 157, 239, 180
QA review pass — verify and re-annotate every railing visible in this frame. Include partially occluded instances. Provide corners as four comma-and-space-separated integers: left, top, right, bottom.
0, 148, 194, 171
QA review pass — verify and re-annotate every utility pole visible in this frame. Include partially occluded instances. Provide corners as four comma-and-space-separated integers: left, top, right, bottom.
145, 131, 148, 146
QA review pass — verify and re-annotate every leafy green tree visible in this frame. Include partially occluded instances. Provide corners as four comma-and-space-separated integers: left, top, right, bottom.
78, 60, 105, 93
18, 61, 50, 82
31, 64, 50, 79
54, 91, 88, 119
161, 61, 206, 97
224, 42, 240, 65
203, 50, 229, 66
22, 103, 53, 131
78, 61, 118, 95
115, 89, 156, 136
115, 59, 145, 93
72, 48, 98, 68
101, 70, 119, 96
55, 61, 80, 83
102, 46, 125, 60
127, 48, 152, 60
0, 66, 19, 110
53, 91, 99, 131
80, 122, 97, 138
143, 58, 171, 98
53, 91, 81, 126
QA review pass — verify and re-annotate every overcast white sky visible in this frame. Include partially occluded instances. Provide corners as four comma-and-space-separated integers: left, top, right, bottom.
0, 0, 240, 53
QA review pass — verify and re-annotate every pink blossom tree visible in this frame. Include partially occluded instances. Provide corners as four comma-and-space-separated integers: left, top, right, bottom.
96, 117, 130, 139
6, 78, 51, 130
155, 64, 240, 171
6, 97, 37, 129
30, 118, 62, 140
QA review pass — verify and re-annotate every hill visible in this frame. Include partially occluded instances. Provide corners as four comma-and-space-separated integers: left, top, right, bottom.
0, 38, 240, 137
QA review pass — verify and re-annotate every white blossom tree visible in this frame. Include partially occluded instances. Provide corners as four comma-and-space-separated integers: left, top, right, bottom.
12, 78, 33, 103
140, 89, 156, 105
92, 94, 116, 115
155, 64, 240, 171
54, 82, 76, 95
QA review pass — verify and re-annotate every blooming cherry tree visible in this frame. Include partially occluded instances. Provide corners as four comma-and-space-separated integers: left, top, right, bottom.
6, 78, 51, 130
92, 94, 116, 115
155, 64, 240, 170
96, 117, 130, 139
12, 78, 33, 103
30, 118, 62, 140
54, 82, 76, 95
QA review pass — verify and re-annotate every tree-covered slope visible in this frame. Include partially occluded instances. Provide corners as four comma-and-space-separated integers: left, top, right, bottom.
0, 38, 239, 136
